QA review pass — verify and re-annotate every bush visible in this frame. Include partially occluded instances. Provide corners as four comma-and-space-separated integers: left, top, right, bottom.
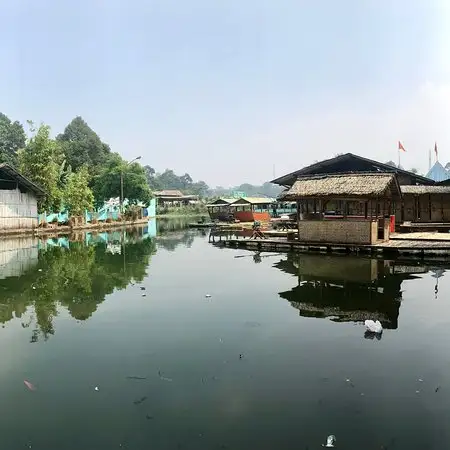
124, 205, 141, 222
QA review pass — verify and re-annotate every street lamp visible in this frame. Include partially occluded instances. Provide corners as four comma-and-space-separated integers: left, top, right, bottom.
120, 156, 142, 214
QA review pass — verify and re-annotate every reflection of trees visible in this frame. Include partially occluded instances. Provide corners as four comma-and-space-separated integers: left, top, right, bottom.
157, 230, 196, 252
0, 236, 156, 342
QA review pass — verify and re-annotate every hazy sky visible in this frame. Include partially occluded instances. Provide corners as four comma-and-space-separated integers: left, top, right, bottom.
2, 0, 449, 186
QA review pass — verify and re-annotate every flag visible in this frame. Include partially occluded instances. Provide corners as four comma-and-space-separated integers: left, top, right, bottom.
398, 141, 406, 152
435, 142, 438, 157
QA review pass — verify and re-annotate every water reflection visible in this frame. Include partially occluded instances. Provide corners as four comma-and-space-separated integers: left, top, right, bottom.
156, 217, 204, 251
274, 253, 433, 329
0, 227, 156, 342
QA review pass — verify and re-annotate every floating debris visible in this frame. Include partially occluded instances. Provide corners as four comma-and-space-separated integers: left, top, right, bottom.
24, 380, 35, 391
364, 319, 383, 334
142, 294, 146, 297
416, 390, 420, 394
158, 370, 173, 382
32, 286, 36, 290
140, 287, 146, 291
436, 386, 441, 393
38, 269, 42, 272
94, 386, 99, 391
244, 321, 261, 328
322, 435, 336, 447
205, 294, 211, 298
239, 354, 243, 359
418, 378, 424, 382
134, 396, 147, 405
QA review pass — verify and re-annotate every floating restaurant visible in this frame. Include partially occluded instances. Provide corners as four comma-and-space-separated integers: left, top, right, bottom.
278, 173, 401, 245
211, 152, 450, 257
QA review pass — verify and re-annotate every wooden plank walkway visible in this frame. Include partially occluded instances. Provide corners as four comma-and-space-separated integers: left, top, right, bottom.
212, 237, 450, 257
390, 232, 450, 242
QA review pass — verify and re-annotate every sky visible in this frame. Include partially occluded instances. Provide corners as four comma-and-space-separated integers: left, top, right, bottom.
1, 0, 450, 187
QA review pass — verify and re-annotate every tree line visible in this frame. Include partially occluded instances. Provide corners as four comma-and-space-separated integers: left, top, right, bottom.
0, 113, 151, 213
0, 112, 283, 212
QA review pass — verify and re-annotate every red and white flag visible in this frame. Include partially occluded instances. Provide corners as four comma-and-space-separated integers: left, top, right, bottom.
398, 141, 406, 152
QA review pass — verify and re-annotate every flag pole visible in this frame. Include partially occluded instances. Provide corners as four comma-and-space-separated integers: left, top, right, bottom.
398, 148, 401, 168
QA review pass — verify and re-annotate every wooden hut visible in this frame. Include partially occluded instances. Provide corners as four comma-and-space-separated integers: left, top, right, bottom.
230, 197, 275, 222
279, 173, 402, 245
399, 185, 450, 229
206, 198, 237, 221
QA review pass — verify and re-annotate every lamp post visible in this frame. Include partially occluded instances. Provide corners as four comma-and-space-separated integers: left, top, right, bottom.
120, 156, 142, 214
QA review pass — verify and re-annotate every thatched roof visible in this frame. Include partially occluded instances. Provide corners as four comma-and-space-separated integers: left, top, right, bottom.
279, 173, 401, 200
401, 185, 450, 195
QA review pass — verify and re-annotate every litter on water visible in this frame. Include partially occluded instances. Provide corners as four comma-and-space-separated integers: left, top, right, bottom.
323, 435, 336, 447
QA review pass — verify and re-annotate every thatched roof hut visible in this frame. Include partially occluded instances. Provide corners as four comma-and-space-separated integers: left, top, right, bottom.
279, 173, 402, 200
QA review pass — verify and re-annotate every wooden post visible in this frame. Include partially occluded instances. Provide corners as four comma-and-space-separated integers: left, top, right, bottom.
364, 201, 368, 219
429, 194, 432, 222
296, 200, 301, 239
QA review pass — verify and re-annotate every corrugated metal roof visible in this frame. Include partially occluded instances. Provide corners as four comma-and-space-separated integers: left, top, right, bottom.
231, 197, 275, 205
0, 163, 46, 196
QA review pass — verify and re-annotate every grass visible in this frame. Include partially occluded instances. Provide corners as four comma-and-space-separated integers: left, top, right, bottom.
156, 205, 208, 218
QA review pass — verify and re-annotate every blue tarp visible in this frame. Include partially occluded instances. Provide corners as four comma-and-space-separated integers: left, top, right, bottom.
426, 161, 450, 182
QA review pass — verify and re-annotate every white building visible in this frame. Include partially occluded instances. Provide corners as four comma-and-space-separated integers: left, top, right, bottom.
0, 163, 45, 230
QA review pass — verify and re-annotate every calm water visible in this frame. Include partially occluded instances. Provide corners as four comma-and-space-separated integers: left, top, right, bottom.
1, 221, 450, 449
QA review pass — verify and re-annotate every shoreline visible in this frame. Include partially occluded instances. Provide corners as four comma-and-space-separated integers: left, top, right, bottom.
0, 218, 153, 240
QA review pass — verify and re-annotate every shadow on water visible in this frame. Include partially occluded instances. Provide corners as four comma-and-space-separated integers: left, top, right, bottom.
0, 226, 157, 342
272, 252, 439, 330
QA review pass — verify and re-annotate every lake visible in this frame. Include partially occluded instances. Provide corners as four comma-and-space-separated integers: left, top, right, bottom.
1, 220, 450, 449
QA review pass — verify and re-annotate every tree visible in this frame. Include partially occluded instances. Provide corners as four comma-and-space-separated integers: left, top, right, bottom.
92, 153, 152, 206
64, 166, 94, 215
385, 160, 397, 168
0, 113, 26, 166
144, 165, 162, 190
18, 122, 64, 212
56, 116, 111, 174
145, 167, 210, 197
409, 168, 418, 174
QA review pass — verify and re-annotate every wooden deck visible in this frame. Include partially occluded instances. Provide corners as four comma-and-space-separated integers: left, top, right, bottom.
391, 232, 450, 241
212, 236, 450, 257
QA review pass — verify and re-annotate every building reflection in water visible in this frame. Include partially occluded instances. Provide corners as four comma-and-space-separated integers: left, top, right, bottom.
274, 253, 434, 330
0, 225, 157, 342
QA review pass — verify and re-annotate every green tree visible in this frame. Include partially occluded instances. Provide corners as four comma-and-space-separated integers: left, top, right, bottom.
146, 167, 210, 197
17, 122, 64, 212
64, 166, 94, 215
0, 113, 26, 166
92, 153, 152, 206
56, 116, 111, 174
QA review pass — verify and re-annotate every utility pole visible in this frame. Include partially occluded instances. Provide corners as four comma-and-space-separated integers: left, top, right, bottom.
120, 156, 142, 214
